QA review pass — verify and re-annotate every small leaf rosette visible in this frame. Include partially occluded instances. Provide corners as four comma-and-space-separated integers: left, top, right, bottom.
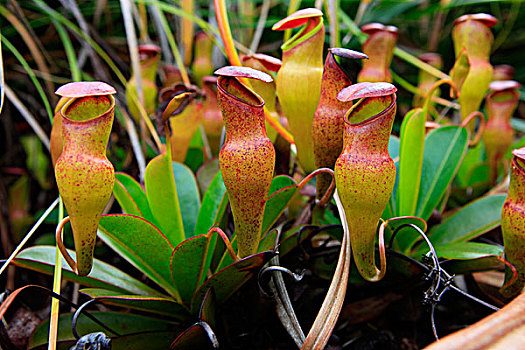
312, 48, 368, 199
334, 82, 397, 281
449, 13, 498, 126
357, 23, 398, 83
501, 148, 525, 297
215, 66, 276, 258
54, 81, 117, 276
483, 80, 521, 184
126, 44, 161, 122
273, 8, 325, 173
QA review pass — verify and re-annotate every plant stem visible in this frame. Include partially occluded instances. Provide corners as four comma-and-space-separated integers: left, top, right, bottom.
48, 198, 64, 349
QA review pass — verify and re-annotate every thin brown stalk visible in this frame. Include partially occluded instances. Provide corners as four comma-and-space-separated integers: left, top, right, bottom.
302, 190, 351, 348
0, 5, 55, 98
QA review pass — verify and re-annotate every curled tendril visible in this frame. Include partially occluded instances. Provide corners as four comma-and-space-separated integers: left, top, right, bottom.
389, 223, 500, 340
460, 111, 486, 147
296, 168, 336, 207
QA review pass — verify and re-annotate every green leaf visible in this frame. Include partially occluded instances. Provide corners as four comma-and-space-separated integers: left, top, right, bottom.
80, 288, 190, 319
511, 118, 525, 133
397, 109, 425, 216
29, 311, 176, 349
196, 158, 220, 195
433, 242, 503, 260
262, 175, 298, 234
194, 171, 228, 235
113, 173, 155, 224
173, 162, 201, 237
109, 332, 179, 350
190, 251, 274, 313
415, 126, 468, 221
258, 229, 278, 253
97, 214, 180, 301
455, 142, 486, 187
171, 322, 214, 350
13, 246, 162, 297
184, 147, 205, 173
428, 195, 506, 246
145, 153, 185, 246
388, 134, 400, 160
442, 255, 504, 275
170, 233, 213, 305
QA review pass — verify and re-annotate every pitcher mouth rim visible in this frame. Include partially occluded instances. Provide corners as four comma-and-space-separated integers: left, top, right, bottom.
217, 76, 265, 109
60, 95, 115, 123
343, 94, 396, 127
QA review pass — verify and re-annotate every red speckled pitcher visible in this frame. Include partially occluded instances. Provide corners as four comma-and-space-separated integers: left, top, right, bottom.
54, 82, 116, 276
216, 66, 275, 258
501, 148, 525, 297
483, 80, 521, 184
312, 48, 368, 199
334, 82, 397, 282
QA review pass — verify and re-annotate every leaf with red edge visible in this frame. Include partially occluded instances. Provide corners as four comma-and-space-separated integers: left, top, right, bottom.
338, 82, 397, 102
97, 214, 180, 301
30, 311, 176, 349
113, 173, 156, 224
13, 246, 162, 296
272, 8, 323, 30
55, 81, 116, 97
214, 66, 273, 83
79, 288, 190, 320
199, 288, 216, 328
190, 251, 274, 313
170, 322, 218, 350
170, 231, 215, 305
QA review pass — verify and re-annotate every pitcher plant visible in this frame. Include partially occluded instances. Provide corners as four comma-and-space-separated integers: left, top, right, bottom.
413, 53, 443, 109
492, 64, 515, 81
50, 96, 70, 166
201, 76, 224, 155
335, 82, 397, 281
125, 44, 161, 123
449, 13, 498, 129
54, 82, 117, 276
312, 48, 368, 200
216, 66, 275, 258
501, 148, 525, 298
160, 83, 204, 162
483, 80, 521, 184
192, 31, 215, 88
242, 53, 282, 142
273, 8, 324, 173
357, 23, 398, 84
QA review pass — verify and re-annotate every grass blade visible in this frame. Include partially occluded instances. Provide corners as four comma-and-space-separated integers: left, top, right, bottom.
4, 85, 50, 150
52, 19, 81, 81
49, 198, 64, 349
0, 198, 59, 277
1, 34, 53, 122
